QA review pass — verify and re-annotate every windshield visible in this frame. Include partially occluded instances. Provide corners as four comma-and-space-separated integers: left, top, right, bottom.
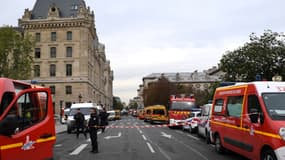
170, 101, 196, 111
69, 108, 92, 116
263, 93, 285, 120
153, 109, 165, 115
108, 112, 115, 116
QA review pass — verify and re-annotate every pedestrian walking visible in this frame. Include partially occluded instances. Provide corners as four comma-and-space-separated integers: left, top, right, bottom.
88, 108, 99, 153
99, 107, 109, 133
73, 108, 87, 139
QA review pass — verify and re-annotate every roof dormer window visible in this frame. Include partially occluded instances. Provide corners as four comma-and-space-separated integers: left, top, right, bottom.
71, 4, 78, 10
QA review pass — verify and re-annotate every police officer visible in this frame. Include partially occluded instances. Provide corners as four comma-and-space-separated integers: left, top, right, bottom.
88, 108, 99, 153
99, 107, 108, 133
74, 108, 87, 139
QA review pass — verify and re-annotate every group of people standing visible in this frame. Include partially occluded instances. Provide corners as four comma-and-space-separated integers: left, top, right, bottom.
73, 106, 109, 153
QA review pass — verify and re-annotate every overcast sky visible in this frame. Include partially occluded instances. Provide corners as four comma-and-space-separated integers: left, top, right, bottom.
1, 0, 285, 103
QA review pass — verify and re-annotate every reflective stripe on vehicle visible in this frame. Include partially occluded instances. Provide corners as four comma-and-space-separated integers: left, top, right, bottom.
211, 121, 281, 139
36, 136, 56, 143
0, 143, 23, 150
0, 136, 56, 150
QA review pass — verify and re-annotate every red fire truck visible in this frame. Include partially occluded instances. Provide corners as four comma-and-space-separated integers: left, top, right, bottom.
168, 94, 200, 128
0, 78, 55, 160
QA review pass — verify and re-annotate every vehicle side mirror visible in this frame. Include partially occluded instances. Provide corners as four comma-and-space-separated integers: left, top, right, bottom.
0, 114, 18, 137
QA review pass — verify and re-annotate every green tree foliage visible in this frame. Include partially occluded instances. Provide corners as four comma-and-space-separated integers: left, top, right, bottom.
129, 102, 138, 109
220, 30, 285, 81
112, 96, 123, 110
0, 26, 34, 79
143, 76, 172, 109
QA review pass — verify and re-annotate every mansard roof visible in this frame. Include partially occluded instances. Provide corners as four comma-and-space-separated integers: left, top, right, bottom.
31, 0, 86, 19
143, 71, 223, 83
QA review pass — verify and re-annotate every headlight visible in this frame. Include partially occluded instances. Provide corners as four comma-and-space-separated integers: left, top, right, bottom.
279, 127, 285, 141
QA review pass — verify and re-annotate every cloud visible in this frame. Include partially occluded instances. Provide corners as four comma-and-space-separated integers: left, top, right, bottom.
2, 0, 285, 103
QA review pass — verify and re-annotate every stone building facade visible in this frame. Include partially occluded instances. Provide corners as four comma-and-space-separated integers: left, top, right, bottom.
18, 0, 113, 114
138, 67, 224, 107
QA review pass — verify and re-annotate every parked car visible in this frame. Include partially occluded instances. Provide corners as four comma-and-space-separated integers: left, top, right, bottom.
66, 103, 102, 133
107, 110, 116, 121
197, 103, 212, 143
182, 111, 201, 133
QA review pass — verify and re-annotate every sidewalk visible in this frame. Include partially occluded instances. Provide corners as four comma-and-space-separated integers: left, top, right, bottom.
54, 115, 66, 134
55, 122, 66, 134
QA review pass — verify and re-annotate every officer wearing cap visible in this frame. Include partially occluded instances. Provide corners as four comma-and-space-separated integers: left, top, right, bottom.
88, 108, 99, 153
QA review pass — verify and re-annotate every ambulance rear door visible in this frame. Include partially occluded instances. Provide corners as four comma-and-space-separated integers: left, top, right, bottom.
0, 88, 55, 160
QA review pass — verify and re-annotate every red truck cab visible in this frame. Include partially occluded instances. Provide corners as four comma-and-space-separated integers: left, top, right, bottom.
0, 78, 55, 160
210, 82, 285, 160
168, 94, 200, 128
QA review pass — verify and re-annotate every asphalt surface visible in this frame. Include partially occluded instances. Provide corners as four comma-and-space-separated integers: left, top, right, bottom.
54, 116, 248, 160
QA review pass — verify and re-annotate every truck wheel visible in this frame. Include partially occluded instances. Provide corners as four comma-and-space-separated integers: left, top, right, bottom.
215, 134, 224, 153
261, 149, 277, 160
206, 131, 211, 144
189, 126, 193, 133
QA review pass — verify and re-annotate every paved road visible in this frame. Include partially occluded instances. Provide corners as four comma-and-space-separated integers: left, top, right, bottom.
54, 116, 248, 160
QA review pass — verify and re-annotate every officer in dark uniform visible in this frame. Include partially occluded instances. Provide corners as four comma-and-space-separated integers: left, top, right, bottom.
88, 108, 99, 153
74, 108, 87, 139
99, 107, 109, 133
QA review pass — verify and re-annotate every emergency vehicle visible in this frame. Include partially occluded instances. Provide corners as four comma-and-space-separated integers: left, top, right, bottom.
0, 78, 55, 160
168, 94, 200, 128
210, 81, 285, 160
137, 108, 145, 120
143, 105, 168, 124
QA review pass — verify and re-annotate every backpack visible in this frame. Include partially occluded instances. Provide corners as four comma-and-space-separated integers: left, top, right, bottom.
75, 113, 85, 124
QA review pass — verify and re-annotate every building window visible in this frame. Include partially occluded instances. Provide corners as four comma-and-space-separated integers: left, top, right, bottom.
35, 48, 41, 58
34, 65, 40, 77
66, 64, 72, 76
50, 47, 56, 58
66, 86, 72, 94
51, 32, 56, 41
66, 47, 72, 57
35, 33, 41, 42
50, 85, 55, 95
50, 64, 56, 77
67, 31, 72, 40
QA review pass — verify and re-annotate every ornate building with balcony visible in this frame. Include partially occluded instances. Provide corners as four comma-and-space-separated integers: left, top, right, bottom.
18, 0, 113, 113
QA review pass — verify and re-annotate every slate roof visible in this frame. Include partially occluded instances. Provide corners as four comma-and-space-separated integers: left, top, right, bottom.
31, 0, 86, 19
144, 72, 222, 82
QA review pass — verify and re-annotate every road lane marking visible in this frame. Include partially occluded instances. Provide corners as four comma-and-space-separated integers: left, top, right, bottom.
175, 130, 199, 140
142, 135, 147, 141
161, 132, 172, 139
146, 142, 155, 153
157, 146, 172, 160
54, 144, 62, 147
104, 132, 122, 139
186, 134, 199, 141
70, 144, 88, 155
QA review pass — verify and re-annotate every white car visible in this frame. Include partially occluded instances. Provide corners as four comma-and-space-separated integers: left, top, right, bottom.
182, 111, 201, 133
197, 103, 212, 143
107, 110, 116, 121
66, 103, 102, 133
